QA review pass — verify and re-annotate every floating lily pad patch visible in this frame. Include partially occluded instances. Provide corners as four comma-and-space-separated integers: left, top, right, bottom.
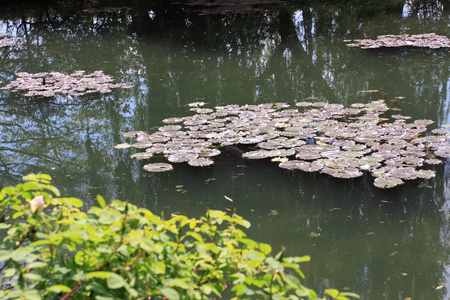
345, 33, 450, 49
120, 100, 449, 188
1, 71, 132, 97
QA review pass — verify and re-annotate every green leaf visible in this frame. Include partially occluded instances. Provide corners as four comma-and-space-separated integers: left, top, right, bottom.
284, 275, 301, 289
29, 240, 51, 247
24, 262, 48, 270
97, 195, 106, 209
259, 243, 272, 255
10, 204, 22, 211
187, 231, 204, 242
200, 284, 211, 295
12, 211, 25, 219
189, 218, 196, 229
0, 223, 11, 229
47, 285, 72, 293
152, 261, 166, 274
247, 251, 265, 261
23, 289, 41, 300
325, 289, 360, 299
86, 271, 112, 279
43, 185, 60, 196
1, 186, 16, 196
140, 239, 154, 252
98, 211, 118, 225
160, 287, 180, 300
12, 249, 30, 261
3, 268, 16, 278
63, 197, 83, 208
266, 257, 284, 272
22, 182, 40, 192
0, 250, 12, 262
23, 273, 42, 281
107, 273, 125, 289
231, 283, 247, 296
242, 219, 251, 228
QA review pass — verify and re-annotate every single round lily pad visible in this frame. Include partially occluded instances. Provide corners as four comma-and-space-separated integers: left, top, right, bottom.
374, 176, 404, 189
143, 163, 174, 172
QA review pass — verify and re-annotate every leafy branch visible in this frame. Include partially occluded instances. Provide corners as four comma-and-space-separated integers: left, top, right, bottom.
0, 173, 360, 300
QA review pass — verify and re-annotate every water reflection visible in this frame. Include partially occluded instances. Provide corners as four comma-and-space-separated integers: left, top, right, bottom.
0, 2, 448, 299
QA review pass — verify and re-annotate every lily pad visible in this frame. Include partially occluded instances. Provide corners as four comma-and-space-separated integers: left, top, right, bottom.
114, 143, 132, 149
130, 152, 154, 160
2, 70, 131, 97
119, 100, 448, 189
374, 176, 404, 189
143, 163, 174, 172
188, 158, 214, 167
242, 150, 270, 159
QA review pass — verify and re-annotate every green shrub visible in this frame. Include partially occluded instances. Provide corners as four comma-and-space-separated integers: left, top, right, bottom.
0, 174, 359, 300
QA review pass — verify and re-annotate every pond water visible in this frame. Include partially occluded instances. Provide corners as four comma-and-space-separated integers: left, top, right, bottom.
0, 1, 449, 299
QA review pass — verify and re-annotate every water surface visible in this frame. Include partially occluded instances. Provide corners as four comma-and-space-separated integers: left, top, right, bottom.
0, 2, 449, 299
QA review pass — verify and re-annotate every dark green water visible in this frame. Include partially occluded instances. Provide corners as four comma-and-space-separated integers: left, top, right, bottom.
0, 1, 449, 299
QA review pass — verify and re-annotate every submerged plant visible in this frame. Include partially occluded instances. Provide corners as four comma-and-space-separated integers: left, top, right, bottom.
120, 100, 450, 189
0, 174, 359, 300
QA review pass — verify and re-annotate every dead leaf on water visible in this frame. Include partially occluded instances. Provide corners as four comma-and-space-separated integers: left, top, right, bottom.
435, 283, 446, 290
360, 90, 380, 93
271, 156, 289, 163
224, 195, 233, 202
114, 143, 132, 149
268, 209, 279, 216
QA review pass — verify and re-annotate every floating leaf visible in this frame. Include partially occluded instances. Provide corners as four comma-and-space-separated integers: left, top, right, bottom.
118, 100, 447, 188
187, 158, 214, 167
143, 163, 174, 172
374, 176, 404, 189
114, 143, 131, 149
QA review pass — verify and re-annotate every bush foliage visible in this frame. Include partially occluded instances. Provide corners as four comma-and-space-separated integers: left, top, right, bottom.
0, 174, 359, 299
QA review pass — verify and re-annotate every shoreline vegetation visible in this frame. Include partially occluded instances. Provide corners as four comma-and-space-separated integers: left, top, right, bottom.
0, 173, 359, 299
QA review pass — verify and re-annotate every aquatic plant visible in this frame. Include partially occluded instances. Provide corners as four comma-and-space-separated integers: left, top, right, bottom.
344, 33, 450, 49
0, 173, 359, 300
120, 100, 450, 189
1, 71, 132, 97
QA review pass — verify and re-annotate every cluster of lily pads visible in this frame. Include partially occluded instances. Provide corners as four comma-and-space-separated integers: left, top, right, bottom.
0, 71, 132, 97
0, 31, 18, 48
118, 101, 450, 189
345, 33, 450, 49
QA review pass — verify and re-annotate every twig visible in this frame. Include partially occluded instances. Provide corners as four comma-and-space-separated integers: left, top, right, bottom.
61, 281, 82, 300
